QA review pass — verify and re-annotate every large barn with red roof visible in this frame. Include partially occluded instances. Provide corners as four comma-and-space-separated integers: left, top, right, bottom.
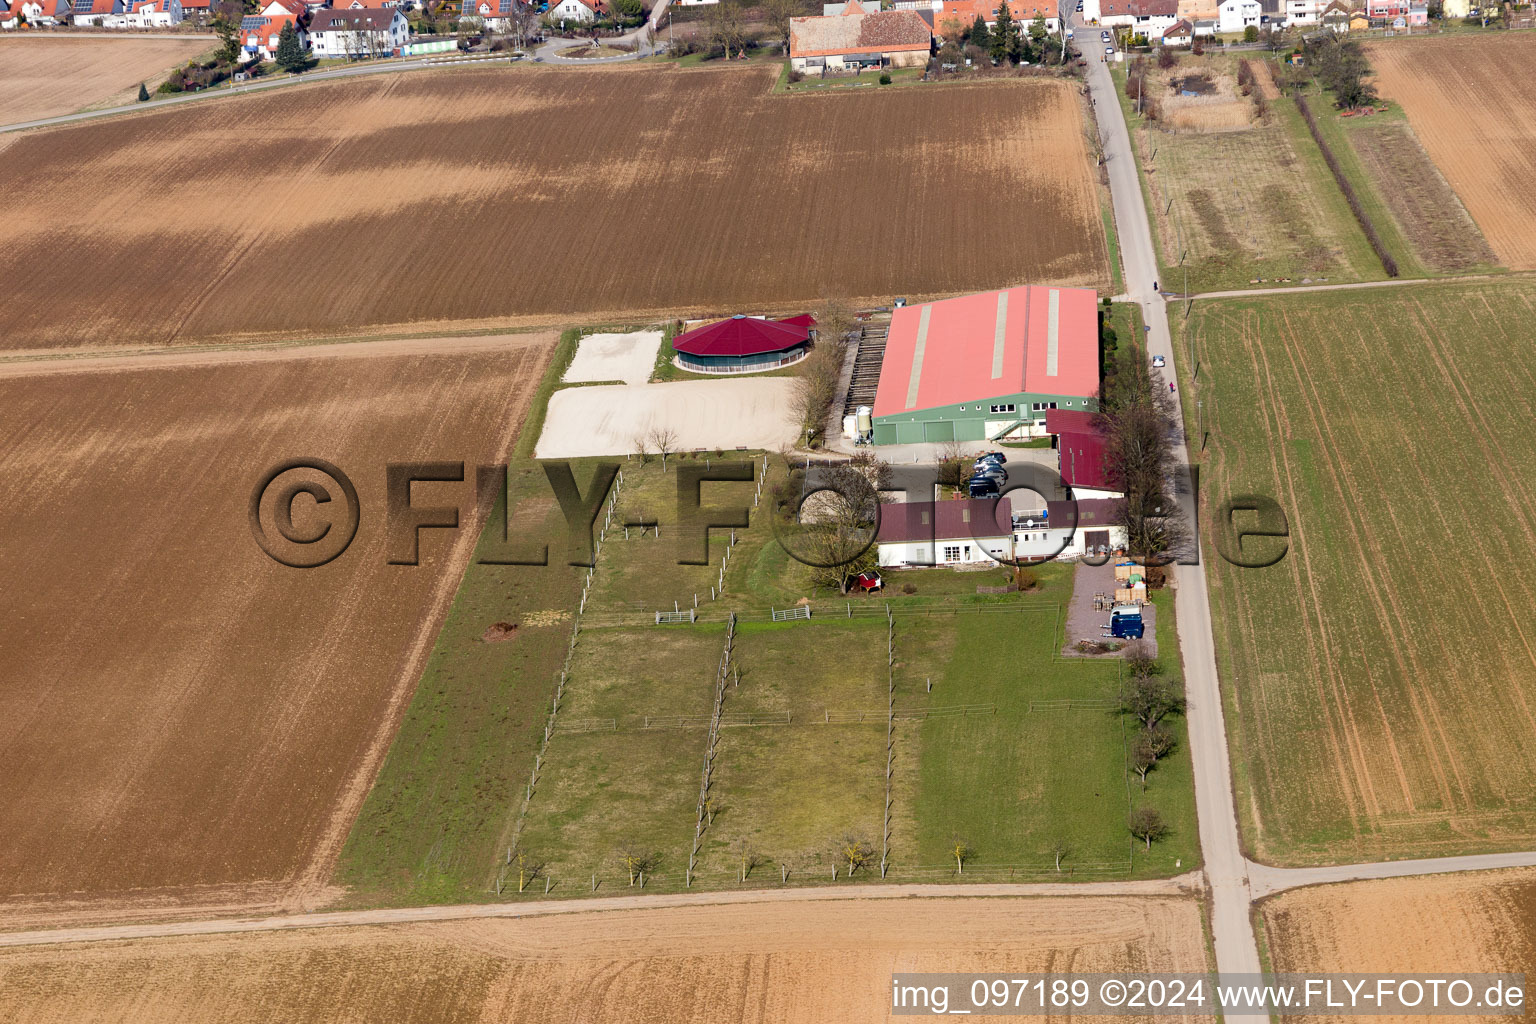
869, 286, 1099, 445
670, 314, 815, 374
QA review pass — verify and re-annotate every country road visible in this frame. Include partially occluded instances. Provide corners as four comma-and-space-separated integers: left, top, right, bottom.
1073, 22, 1266, 1019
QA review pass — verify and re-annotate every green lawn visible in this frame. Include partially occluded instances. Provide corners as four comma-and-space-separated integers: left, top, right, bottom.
1177, 281, 1536, 865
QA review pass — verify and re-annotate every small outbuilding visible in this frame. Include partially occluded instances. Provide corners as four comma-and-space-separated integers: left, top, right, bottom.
670, 314, 815, 374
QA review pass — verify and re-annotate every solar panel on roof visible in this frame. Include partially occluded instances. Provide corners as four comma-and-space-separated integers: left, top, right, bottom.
72, 0, 91, 12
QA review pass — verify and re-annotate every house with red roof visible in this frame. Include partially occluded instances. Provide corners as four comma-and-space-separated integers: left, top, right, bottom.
928, 0, 1061, 40
69, 0, 125, 25
309, 5, 407, 55
242, 0, 309, 60
870, 286, 1099, 446
114, 0, 182, 26
670, 314, 815, 374
790, 4, 932, 73
7, 0, 69, 23
876, 495, 1126, 567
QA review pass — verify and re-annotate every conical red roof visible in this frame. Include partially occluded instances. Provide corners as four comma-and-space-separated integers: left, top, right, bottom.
672, 315, 811, 357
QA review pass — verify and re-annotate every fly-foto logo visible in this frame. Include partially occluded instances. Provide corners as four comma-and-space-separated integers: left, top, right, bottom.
248, 458, 1291, 571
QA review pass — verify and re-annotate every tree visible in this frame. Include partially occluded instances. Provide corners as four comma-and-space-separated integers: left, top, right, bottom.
989, 0, 1015, 63
648, 425, 679, 468
1301, 33, 1377, 109
619, 845, 656, 886
275, 22, 307, 72
1156, 45, 1176, 69
1026, 13, 1046, 59
1243, 23, 1258, 41
736, 839, 766, 881
1121, 671, 1185, 729
839, 834, 875, 875
937, 39, 962, 68
965, 13, 989, 50
1099, 343, 1188, 564
1051, 838, 1069, 873
763, 0, 798, 54
950, 836, 973, 874
137, 81, 150, 102
1128, 807, 1168, 851
211, 0, 244, 63
780, 454, 886, 594
1131, 723, 1176, 788
704, 0, 746, 58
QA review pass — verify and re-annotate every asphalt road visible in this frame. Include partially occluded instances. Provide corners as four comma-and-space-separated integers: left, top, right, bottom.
1075, 21, 1268, 1013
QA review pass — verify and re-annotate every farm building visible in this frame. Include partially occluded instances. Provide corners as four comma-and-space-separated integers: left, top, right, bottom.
869, 286, 1099, 445
1046, 408, 1121, 500
876, 499, 1014, 568
876, 496, 1127, 567
789, 6, 933, 72
670, 314, 814, 374
308, 6, 408, 55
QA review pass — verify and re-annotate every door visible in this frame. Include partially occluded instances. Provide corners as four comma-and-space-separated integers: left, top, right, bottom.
922, 420, 954, 443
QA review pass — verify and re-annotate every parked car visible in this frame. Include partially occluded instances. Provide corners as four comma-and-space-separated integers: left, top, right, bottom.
974, 451, 1007, 466
1152, 354, 1166, 368
1105, 45, 1115, 54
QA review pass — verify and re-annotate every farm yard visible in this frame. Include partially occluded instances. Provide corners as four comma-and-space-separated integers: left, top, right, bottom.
0, 897, 1215, 1023
1368, 35, 1536, 271
1177, 281, 1536, 865
1118, 53, 1393, 294
0, 65, 1109, 351
339, 453, 1199, 905
0, 35, 213, 125
0, 333, 555, 919
1261, 868, 1536, 1020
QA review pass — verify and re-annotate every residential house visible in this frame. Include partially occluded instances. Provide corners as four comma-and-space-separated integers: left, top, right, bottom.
1318, 0, 1350, 28
464, 0, 536, 23
119, 0, 183, 26
179, 0, 210, 20
1407, 2, 1426, 22
10, 0, 69, 22
1176, 0, 1219, 22
1283, 0, 1326, 27
0, 0, 19, 25
1348, 11, 1368, 28
789, 7, 932, 72
69, 0, 124, 25
308, 5, 408, 55
1161, 15, 1192, 40
1191, 14, 1217, 31
548, 0, 599, 22
242, 0, 309, 60
1363, 0, 1405, 15
1216, 0, 1260, 30
822, 0, 878, 12
342, 0, 408, 7
1256, 0, 1279, 21
1098, 0, 1178, 34
928, 0, 1061, 37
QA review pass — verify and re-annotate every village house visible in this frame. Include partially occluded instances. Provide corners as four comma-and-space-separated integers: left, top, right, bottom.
112, 0, 183, 26
1098, 0, 1179, 34
789, 5, 932, 73
549, 0, 601, 23
242, 0, 309, 60
308, 6, 408, 56
1161, 16, 1193, 41
1216, 0, 1260, 31
69, 0, 124, 26
927, 0, 1061, 38
875, 496, 1128, 568
1283, 0, 1326, 26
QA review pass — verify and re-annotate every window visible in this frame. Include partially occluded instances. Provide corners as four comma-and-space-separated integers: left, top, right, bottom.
1049, 401, 1058, 409
943, 545, 961, 562
989, 403, 1016, 414
1032, 402, 1043, 411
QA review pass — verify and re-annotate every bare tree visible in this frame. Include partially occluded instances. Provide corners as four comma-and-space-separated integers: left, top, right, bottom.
632, 430, 652, 464
618, 845, 656, 886
1051, 838, 1069, 873
1099, 345, 1188, 565
510, 0, 539, 47
1128, 807, 1168, 852
648, 424, 679, 468
735, 839, 766, 882
1120, 673, 1185, 730
703, 0, 745, 57
511, 847, 545, 892
839, 834, 875, 875
778, 454, 886, 593
762, 0, 798, 53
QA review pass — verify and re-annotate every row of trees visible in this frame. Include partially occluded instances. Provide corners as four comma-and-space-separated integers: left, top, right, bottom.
1099, 329, 1186, 564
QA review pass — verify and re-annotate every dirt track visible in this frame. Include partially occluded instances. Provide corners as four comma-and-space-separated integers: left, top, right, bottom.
0, 333, 554, 913
0, 895, 1214, 1022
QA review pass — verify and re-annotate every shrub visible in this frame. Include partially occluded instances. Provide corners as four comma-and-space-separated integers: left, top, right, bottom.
787, 67, 803, 83
878, 71, 891, 84
1243, 23, 1258, 42
901, 582, 917, 595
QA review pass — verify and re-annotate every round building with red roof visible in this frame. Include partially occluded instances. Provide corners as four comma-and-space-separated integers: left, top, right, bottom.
670, 314, 816, 374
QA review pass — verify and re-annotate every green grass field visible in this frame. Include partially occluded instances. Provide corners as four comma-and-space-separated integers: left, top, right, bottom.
1176, 279, 1536, 865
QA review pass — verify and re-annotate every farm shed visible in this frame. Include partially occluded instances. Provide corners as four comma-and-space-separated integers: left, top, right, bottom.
870, 286, 1099, 445
670, 314, 814, 374
789, 6, 933, 72
1013, 497, 1127, 560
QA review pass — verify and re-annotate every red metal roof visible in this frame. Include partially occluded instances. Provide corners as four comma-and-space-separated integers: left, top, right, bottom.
1042, 497, 1121, 529
1058, 429, 1112, 491
876, 498, 1011, 544
672, 315, 810, 358
874, 287, 1098, 419
777, 313, 818, 329
1044, 407, 1098, 435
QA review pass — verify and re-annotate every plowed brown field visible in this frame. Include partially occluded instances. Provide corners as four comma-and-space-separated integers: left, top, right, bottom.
0, 65, 1107, 351
0, 35, 213, 125
1368, 35, 1536, 269
0, 896, 1214, 1023
1262, 870, 1536, 1024
0, 334, 553, 917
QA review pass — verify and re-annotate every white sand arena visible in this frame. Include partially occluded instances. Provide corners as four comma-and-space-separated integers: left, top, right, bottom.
561, 331, 663, 386
536, 379, 799, 458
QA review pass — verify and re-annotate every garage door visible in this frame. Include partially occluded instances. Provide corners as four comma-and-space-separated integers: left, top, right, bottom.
922, 420, 954, 443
